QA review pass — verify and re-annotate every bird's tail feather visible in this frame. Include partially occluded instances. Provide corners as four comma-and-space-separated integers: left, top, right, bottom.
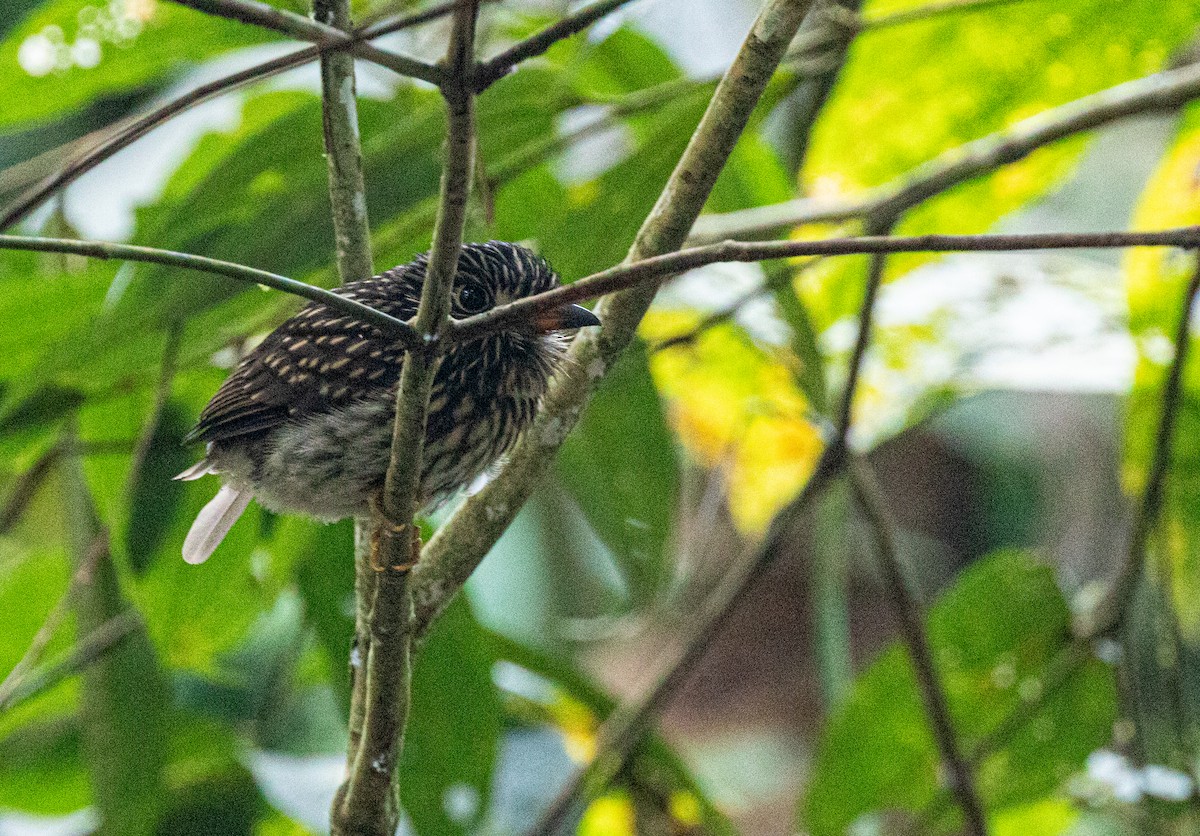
183, 485, 252, 565
175, 459, 215, 481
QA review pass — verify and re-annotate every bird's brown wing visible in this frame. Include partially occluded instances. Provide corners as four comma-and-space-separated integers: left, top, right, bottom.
186, 283, 414, 445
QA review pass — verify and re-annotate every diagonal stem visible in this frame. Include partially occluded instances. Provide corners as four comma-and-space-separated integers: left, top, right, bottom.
410, 0, 816, 640
1077, 252, 1200, 639
848, 457, 989, 836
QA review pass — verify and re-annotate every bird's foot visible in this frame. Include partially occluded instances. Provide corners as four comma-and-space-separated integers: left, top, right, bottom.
368, 493, 422, 573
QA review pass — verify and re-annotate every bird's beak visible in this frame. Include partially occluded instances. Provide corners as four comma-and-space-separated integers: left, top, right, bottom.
534, 303, 601, 332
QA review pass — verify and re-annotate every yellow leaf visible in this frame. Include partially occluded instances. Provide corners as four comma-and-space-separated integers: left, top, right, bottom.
643, 315, 822, 534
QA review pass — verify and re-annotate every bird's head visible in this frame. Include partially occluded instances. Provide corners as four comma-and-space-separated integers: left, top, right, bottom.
397, 241, 598, 399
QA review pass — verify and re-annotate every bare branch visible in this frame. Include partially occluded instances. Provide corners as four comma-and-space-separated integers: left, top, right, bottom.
307, 0, 379, 825
171, 0, 442, 84
691, 60, 1200, 242
448, 226, 1200, 342
1076, 252, 1200, 639
334, 2, 482, 833
848, 457, 988, 836
474, 0, 641, 92
0, 234, 420, 347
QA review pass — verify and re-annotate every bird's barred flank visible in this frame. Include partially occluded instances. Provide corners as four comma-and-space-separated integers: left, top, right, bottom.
177, 241, 600, 565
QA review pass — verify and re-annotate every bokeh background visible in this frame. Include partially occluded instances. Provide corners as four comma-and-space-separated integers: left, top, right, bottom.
2, 0, 1200, 833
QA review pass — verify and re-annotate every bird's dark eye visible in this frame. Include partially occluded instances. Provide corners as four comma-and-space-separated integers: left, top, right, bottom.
456, 283, 490, 314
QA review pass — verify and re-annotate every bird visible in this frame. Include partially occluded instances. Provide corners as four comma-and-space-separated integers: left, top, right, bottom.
176, 241, 600, 565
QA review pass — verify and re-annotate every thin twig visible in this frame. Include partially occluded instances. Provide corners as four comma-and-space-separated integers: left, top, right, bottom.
690, 59, 1200, 242
648, 285, 769, 352
448, 226, 1200, 342
474, 0, 641, 92
170, 0, 442, 83
0, 611, 142, 714
0, 2, 466, 232
0, 444, 63, 536
832, 216, 894, 446
0, 535, 109, 711
0, 234, 420, 347
848, 457, 989, 836
1076, 252, 1200, 639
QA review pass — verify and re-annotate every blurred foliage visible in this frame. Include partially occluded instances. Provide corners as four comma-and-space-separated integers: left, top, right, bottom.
1, 0, 1199, 833
803, 551, 1116, 835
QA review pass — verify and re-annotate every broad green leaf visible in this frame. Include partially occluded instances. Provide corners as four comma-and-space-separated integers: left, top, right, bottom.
557, 343, 679, 601
809, 0, 1199, 191
291, 518, 355, 713
803, 551, 1116, 835
400, 598, 500, 836
0, 250, 112, 402
126, 489, 272, 672
0, 0, 272, 130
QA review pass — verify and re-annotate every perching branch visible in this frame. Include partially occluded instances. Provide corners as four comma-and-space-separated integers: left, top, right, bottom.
448, 226, 1200, 342
847, 457, 989, 836
0, 2, 464, 232
410, 0, 815, 641
690, 59, 1200, 242
0, 234, 419, 346
170, 0, 442, 84
1076, 252, 1200, 640
334, 2, 481, 834
474, 0, 641, 92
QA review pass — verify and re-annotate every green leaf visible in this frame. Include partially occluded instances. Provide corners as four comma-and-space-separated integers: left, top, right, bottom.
0, 715, 90, 814
803, 551, 1116, 835
557, 343, 679, 602
62, 436, 169, 836
0, 0, 273, 131
400, 598, 501, 836
808, 0, 1200, 192
292, 518, 356, 713
124, 400, 191, 573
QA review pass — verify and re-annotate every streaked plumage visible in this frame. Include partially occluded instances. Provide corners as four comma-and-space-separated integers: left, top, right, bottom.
179, 242, 598, 564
